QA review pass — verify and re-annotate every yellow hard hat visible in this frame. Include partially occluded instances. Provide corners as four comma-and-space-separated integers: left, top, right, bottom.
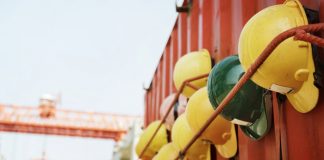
152, 143, 180, 160
159, 93, 186, 131
136, 134, 155, 160
173, 49, 212, 98
171, 114, 209, 159
238, 0, 319, 113
186, 87, 237, 158
135, 121, 168, 158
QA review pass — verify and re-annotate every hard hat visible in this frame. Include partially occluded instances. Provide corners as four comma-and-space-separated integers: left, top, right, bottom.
240, 91, 273, 140
135, 121, 168, 158
171, 114, 209, 159
152, 143, 180, 160
207, 55, 272, 140
173, 49, 212, 98
177, 94, 187, 116
135, 135, 155, 159
238, 0, 319, 113
186, 87, 237, 158
159, 94, 187, 131
178, 93, 188, 111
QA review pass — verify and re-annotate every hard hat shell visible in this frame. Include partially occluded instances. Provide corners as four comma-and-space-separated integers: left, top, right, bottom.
207, 55, 264, 125
171, 114, 209, 159
214, 123, 237, 158
173, 49, 212, 98
240, 91, 273, 140
135, 121, 168, 158
135, 134, 156, 159
207, 55, 272, 140
186, 87, 232, 144
177, 94, 187, 116
159, 93, 186, 131
186, 87, 237, 158
152, 143, 180, 160
238, 0, 318, 113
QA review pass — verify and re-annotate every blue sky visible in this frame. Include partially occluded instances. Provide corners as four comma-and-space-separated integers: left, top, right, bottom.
0, 0, 178, 159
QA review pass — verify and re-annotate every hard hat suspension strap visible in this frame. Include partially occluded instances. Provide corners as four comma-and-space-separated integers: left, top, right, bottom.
209, 144, 217, 160
304, 7, 324, 89
173, 102, 179, 121
311, 45, 324, 88
166, 129, 171, 143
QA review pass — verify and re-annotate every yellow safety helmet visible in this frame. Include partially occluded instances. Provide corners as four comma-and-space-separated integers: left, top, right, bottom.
136, 136, 155, 160
159, 93, 186, 131
135, 121, 168, 158
152, 143, 180, 160
173, 49, 212, 98
186, 87, 237, 158
238, 0, 319, 113
171, 114, 209, 159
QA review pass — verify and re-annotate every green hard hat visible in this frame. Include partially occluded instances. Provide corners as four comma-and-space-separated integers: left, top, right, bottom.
207, 55, 272, 140
240, 91, 272, 140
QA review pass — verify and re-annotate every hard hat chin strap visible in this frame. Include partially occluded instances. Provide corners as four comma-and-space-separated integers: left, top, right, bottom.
304, 7, 319, 24
209, 144, 217, 160
263, 90, 273, 137
173, 102, 179, 120
304, 7, 324, 88
312, 45, 324, 88
166, 129, 171, 143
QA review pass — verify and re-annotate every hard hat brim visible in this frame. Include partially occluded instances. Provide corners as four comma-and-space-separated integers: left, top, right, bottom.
152, 143, 180, 160
240, 91, 272, 140
284, 0, 319, 113
215, 124, 237, 158
136, 121, 168, 158
286, 48, 319, 113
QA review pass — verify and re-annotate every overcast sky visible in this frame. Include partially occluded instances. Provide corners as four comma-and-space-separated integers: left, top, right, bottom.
0, 0, 178, 159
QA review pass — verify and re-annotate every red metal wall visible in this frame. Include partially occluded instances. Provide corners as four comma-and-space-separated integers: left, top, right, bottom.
144, 0, 324, 159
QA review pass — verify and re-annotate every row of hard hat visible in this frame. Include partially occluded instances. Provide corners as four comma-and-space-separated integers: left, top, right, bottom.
136, 0, 320, 159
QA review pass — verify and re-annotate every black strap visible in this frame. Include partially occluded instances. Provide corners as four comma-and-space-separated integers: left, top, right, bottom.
312, 45, 324, 88
166, 129, 171, 142
173, 102, 179, 120
211, 54, 216, 67
304, 7, 319, 24
210, 144, 217, 160
304, 7, 324, 88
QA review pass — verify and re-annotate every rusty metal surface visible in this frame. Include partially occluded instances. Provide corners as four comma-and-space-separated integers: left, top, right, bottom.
144, 0, 324, 159
283, 92, 324, 159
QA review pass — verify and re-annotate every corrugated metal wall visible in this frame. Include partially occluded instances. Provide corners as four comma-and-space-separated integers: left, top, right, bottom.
144, 0, 324, 159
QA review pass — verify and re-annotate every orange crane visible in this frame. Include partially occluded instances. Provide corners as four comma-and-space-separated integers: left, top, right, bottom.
0, 102, 140, 141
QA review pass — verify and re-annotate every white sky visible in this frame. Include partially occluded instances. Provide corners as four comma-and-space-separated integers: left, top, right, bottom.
0, 0, 178, 159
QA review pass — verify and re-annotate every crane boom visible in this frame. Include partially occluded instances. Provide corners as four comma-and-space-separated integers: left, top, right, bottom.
0, 104, 140, 141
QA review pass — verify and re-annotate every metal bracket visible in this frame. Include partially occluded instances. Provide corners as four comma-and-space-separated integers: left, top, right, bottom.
176, 0, 193, 13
